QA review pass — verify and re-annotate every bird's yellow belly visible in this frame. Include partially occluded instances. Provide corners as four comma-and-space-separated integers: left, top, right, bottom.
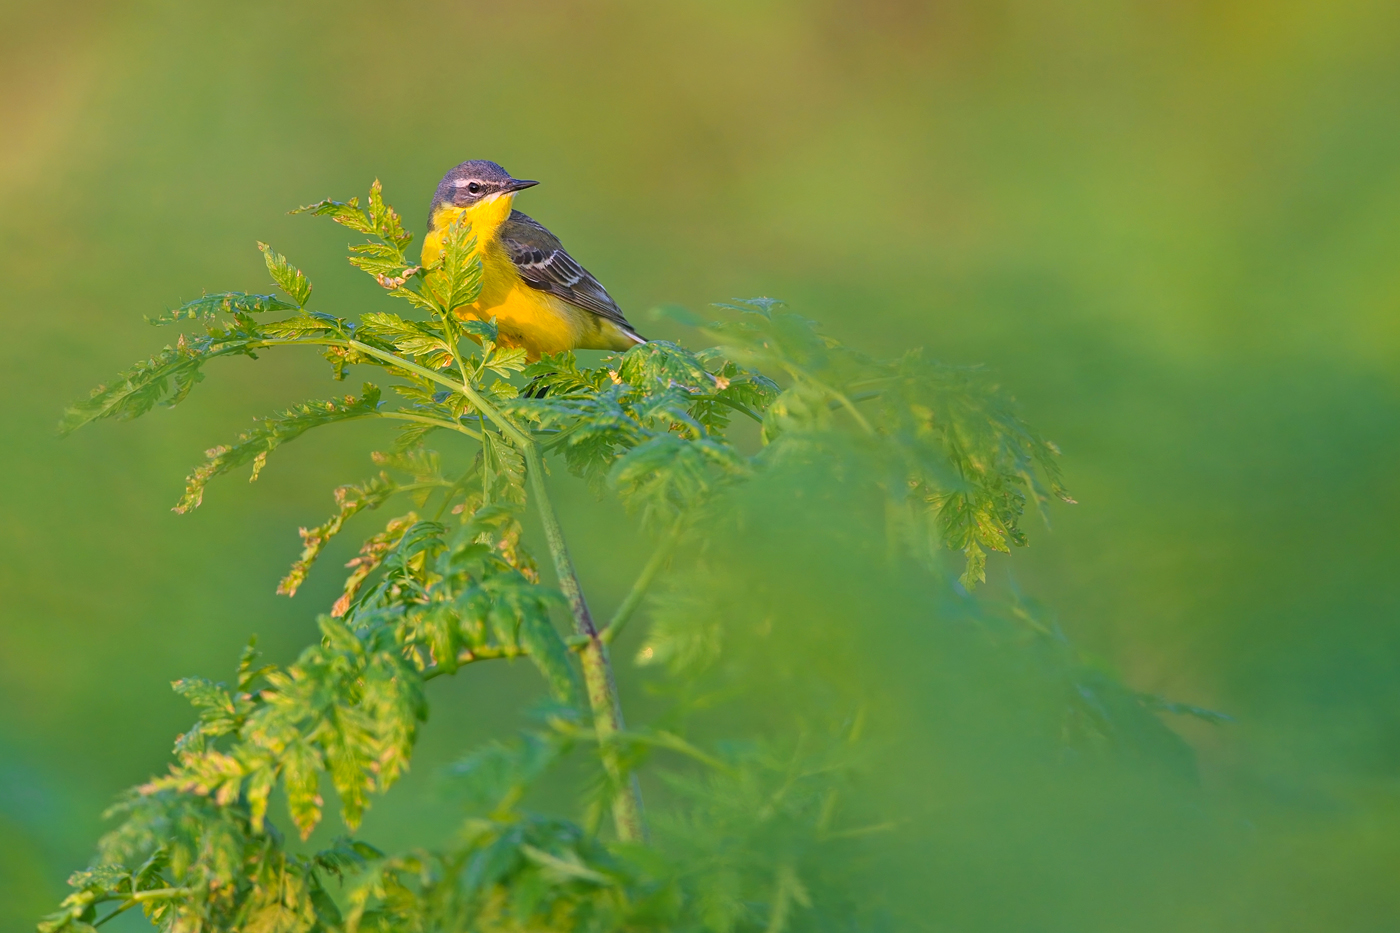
469, 286, 583, 358
454, 245, 580, 359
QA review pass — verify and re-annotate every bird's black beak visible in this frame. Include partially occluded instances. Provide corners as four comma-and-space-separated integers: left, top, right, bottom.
505, 178, 539, 193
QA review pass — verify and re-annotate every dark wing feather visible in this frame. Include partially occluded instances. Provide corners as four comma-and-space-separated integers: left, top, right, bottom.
501, 211, 640, 334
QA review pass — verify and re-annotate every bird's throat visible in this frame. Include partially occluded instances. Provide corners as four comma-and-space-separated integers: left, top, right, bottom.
421, 193, 515, 267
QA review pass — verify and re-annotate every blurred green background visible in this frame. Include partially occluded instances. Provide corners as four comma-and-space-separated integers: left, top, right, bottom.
3, 0, 1400, 928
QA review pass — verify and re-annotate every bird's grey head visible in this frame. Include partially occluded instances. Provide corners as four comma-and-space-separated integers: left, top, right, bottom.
428, 160, 538, 222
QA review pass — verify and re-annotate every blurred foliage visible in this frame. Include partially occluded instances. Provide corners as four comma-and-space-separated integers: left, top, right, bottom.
4, 0, 1400, 930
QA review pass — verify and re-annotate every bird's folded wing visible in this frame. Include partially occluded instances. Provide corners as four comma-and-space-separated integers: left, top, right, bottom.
501, 210, 638, 333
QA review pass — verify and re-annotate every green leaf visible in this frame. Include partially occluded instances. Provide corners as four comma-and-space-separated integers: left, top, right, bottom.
517, 604, 582, 706
360, 648, 427, 788
281, 737, 325, 838
279, 472, 398, 597
260, 313, 342, 339
388, 285, 440, 314
609, 435, 750, 527
616, 341, 715, 396
521, 350, 610, 396
348, 241, 408, 277
292, 196, 375, 234
423, 215, 482, 313
175, 385, 383, 513
460, 317, 498, 345
519, 844, 612, 885
237, 637, 276, 692
484, 345, 528, 377
367, 179, 413, 251
358, 311, 456, 370
172, 677, 242, 738
257, 242, 312, 308
148, 291, 296, 326
482, 430, 527, 505
60, 337, 210, 434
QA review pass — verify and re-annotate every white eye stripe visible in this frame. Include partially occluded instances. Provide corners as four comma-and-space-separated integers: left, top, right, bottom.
451, 178, 480, 189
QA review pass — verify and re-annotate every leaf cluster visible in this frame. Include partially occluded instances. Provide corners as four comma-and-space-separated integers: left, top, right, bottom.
39, 794, 378, 933
511, 341, 773, 527
699, 299, 1073, 586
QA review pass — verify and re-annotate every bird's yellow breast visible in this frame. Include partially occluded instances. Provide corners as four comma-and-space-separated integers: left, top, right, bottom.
421, 194, 585, 359
421, 192, 515, 269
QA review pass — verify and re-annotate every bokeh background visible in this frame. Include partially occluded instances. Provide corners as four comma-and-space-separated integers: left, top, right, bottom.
4, 0, 1400, 929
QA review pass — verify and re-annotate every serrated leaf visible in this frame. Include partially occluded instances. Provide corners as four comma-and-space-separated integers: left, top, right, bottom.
617, 341, 715, 396
484, 346, 528, 377
175, 385, 382, 513
260, 313, 341, 339
279, 472, 398, 597
61, 339, 211, 434
423, 215, 482, 313
257, 242, 312, 307
358, 311, 456, 369
517, 606, 582, 706
333, 514, 417, 618
348, 241, 408, 277
609, 435, 750, 527
282, 737, 325, 839
149, 292, 297, 326
387, 285, 440, 313
172, 677, 240, 736
460, 317, 497, 344
367, 179, 412, 251
292, 196, 375, 234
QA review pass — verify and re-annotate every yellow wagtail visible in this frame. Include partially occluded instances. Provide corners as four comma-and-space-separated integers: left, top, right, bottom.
421, 160, 645, 359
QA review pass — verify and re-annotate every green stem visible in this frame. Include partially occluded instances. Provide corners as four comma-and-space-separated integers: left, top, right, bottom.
251, 337, 467, 396
432, 463, 482, 521
375, 411, 482, 441
781, 364, 874, 435
421, 643, 525, 680
93, 888, 191, 927
613, 728, 734, 775
601, 525, 682, 646
524, 441, 645, 841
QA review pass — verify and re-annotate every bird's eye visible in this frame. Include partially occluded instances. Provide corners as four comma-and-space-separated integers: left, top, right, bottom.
467, 182, 482, 194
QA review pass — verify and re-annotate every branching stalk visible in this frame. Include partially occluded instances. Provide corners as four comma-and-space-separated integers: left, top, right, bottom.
421, 643, 526, 680
522, 440, 645, 842
376, 410, 482, 441
93, 888, 191, 927
601, 524, 682, 646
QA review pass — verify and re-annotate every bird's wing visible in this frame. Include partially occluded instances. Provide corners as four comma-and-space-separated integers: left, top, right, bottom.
501, 210, 639, 334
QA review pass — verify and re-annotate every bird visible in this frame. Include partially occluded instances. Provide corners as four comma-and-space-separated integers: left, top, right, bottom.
420, 160, 645, 359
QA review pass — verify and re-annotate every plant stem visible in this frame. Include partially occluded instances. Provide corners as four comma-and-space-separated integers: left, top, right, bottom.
780, 364, 874, 435
524, 442, 645, 842
93, 888, 191, 927
376, 410, 482, 441
421, 643, 525, 680
601, 525, 682, 646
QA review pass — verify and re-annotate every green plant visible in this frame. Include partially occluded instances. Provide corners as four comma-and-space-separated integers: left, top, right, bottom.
41, 182, 1204, 933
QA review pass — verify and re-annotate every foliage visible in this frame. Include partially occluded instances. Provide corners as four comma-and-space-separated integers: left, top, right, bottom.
43, 183, 1205, 933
